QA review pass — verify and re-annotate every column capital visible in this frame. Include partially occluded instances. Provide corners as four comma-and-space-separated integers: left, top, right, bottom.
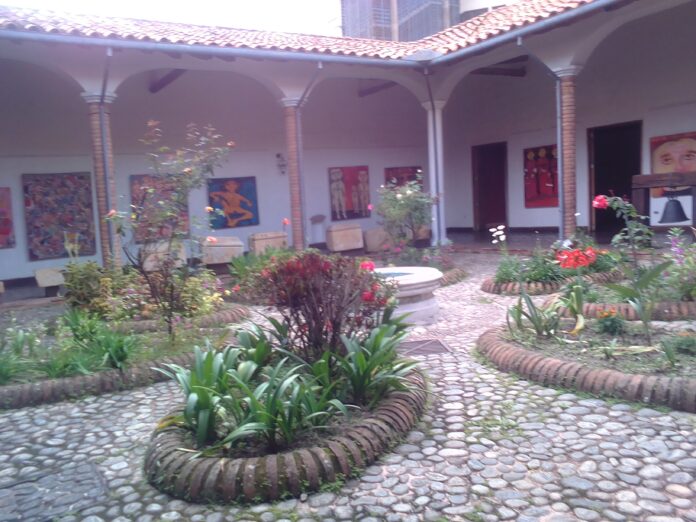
81, 92, 117, 104
553, 65, 583, 78
421, 99, 447, 112
281, 97, 302, 108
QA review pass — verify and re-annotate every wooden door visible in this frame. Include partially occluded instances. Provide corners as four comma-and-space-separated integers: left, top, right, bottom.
472, 142, 507, 231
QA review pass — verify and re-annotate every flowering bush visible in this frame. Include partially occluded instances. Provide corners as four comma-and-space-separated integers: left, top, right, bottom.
597, 308, 625, 335
376, 177, 435, 247
664, 227, 696, 301
593, 194, 653, 267
252, 250, 396, 363
556, 247, 597, 270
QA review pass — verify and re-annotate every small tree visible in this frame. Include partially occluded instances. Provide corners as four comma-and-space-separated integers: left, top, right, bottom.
376, 177, 435, 247
107, 122, 234, 335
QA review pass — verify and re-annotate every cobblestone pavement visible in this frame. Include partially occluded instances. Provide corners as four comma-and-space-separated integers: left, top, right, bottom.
1, 254, 695, 522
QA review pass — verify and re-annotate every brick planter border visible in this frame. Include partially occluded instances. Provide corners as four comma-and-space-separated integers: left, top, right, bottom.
480, 269, 622, 296
545, 299, 696, 321
0, 352, 195, 410
477, 328, 696, 413
116, 304, 249, 333
144, 371, 427, 504
0, 304, 249, 410
440, 267, 467, 287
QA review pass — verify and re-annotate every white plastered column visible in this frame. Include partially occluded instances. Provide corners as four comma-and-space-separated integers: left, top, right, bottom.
422, 100, 447, 245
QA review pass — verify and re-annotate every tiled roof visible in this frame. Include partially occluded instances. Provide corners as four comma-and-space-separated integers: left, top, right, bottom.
0, 1, 601, 61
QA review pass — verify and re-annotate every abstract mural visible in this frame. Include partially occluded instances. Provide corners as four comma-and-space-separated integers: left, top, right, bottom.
130, 174, 190, 242
22, 173, 96, 260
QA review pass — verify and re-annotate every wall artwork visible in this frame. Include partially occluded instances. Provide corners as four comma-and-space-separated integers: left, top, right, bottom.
385, 166, 423, 187
130, 174, 190, 242
329, 166, 371, 221
523, 145, 558, 208
649, 131, 695, 225
207, 176, 260, 229
0, 187, 15, 249
22, 172, 96, 260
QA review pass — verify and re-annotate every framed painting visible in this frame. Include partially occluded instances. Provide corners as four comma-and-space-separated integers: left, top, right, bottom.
523, 145, 558, 208
0, 187, 15, 249
385, 166, 423, 187
130, 174, 190, 243
207, 176, 260, 229
329, 166, 371, 221
649, 131, 696, 225
22, 172, 96, 260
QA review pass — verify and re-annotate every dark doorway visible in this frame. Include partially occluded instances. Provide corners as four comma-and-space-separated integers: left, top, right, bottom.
589, 121, 642, 242
472, 142, 507, 231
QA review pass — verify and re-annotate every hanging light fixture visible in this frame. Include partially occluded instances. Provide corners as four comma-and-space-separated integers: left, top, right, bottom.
276, 153, 288, 175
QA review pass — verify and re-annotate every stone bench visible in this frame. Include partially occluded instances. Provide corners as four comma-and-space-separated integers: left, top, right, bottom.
34, 268, 65, 297
201, 236, 244, 265
248, 231, 288, 255
326, 222, 364, 252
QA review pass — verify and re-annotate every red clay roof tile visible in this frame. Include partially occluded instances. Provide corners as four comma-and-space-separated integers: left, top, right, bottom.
0, 1, 599, 60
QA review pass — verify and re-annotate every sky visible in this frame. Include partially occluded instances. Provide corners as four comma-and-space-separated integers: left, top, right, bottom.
4, 0, 343, 35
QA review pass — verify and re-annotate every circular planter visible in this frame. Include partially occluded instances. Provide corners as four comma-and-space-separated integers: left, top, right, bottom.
480, 269, 622, 296
144, 371, 427, 504
477, 328, 696, 413
547, 299, 696, 321
375, 266, 443, 324
0, 352, 195, 410
116, 304, 249, 333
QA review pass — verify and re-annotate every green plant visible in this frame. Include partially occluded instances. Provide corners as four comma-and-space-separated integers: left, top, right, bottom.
494, 255, 524, 284
507, 290, 561, 338
63, 261, 109, 313
664, 227, 696, 301
375, 177, 435, 247
95, 329, 137, 370
157, 343, 228, 446
337, 323, 418, 407
606, 261, 672, 344
0, 320, 43, 384
561, 281, 585, 335
596, 308, 625, 335
661, 334, 696, 368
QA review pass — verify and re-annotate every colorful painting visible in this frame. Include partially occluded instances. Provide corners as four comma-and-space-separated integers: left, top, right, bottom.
0, 187, 15, 249
329, 166, 371, 221
207, 177, 260, 229
130, 174, 190, 243
523, 145, 558, 208
22, 173, 96, 260
648, 131, 695, 226
385, 166, 423, 187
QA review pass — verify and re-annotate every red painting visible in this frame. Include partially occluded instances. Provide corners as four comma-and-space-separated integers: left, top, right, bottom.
0, 187, 15, 249
524, 145, 558, 208
130, 174, 190, 243
329, 166, 371, 221
385, 166, 423, 187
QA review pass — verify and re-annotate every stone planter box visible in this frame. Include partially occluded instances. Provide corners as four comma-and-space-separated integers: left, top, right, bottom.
144, 371, 427, 504
480, 269, 622, 296
477, 328, 696, 413
201, 236, 244, 265
248, 231, 287, 255
326, 222, 364, 252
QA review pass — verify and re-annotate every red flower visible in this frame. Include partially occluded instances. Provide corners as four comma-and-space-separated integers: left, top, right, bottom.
232, 284, 241, 293
359, 260, 375, 272
282, 217, 290, 226
361, 290, 375, 302
592, 195, 609, 209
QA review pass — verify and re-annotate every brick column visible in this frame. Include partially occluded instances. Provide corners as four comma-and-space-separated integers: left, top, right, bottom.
282, 98, 305, 250
556, 66, 581, 238
82, 92, 121, 267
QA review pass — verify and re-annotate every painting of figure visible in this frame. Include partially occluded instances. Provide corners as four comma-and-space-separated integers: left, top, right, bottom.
385, 166, 423, 187
208, 177, 260, 229
0, 187, 15, 249
23, 173, 96, 260
523, 145, 558, 208
130, 174, 190, 243
649, 131, 695, 225
329, 166, 371, 221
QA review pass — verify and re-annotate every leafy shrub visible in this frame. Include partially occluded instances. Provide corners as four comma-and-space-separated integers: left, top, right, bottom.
0, 320, 43, 385
664, 228, 696, 301
507, 291, 561, 338
596, 308, 625, 335
379, 243, 455, 271
228, 248, 295, 301
376, 177, 435, 247
661, 334, 696, 356
251, 251, 395, 363
523, 250, 565, 282
494, 255, 524, 284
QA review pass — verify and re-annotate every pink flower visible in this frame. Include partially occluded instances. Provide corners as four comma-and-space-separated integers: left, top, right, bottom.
592, 195, 609, 209
206, 236, 218, 243
361, 290, 375, 302
359, 260, 375, 272
106, 209, 117, 218
205, 206, 214, 212
282, 217, 290, 226
367, 203, 373, 211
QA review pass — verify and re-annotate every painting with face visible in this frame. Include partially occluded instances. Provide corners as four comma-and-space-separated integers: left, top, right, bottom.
649, 131, 695, 225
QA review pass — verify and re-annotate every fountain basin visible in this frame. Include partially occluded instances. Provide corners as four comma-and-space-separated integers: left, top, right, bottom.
375, 266, 443, 324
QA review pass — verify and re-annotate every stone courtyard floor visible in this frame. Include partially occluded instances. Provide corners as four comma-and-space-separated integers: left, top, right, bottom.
0, 254, 695, 522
